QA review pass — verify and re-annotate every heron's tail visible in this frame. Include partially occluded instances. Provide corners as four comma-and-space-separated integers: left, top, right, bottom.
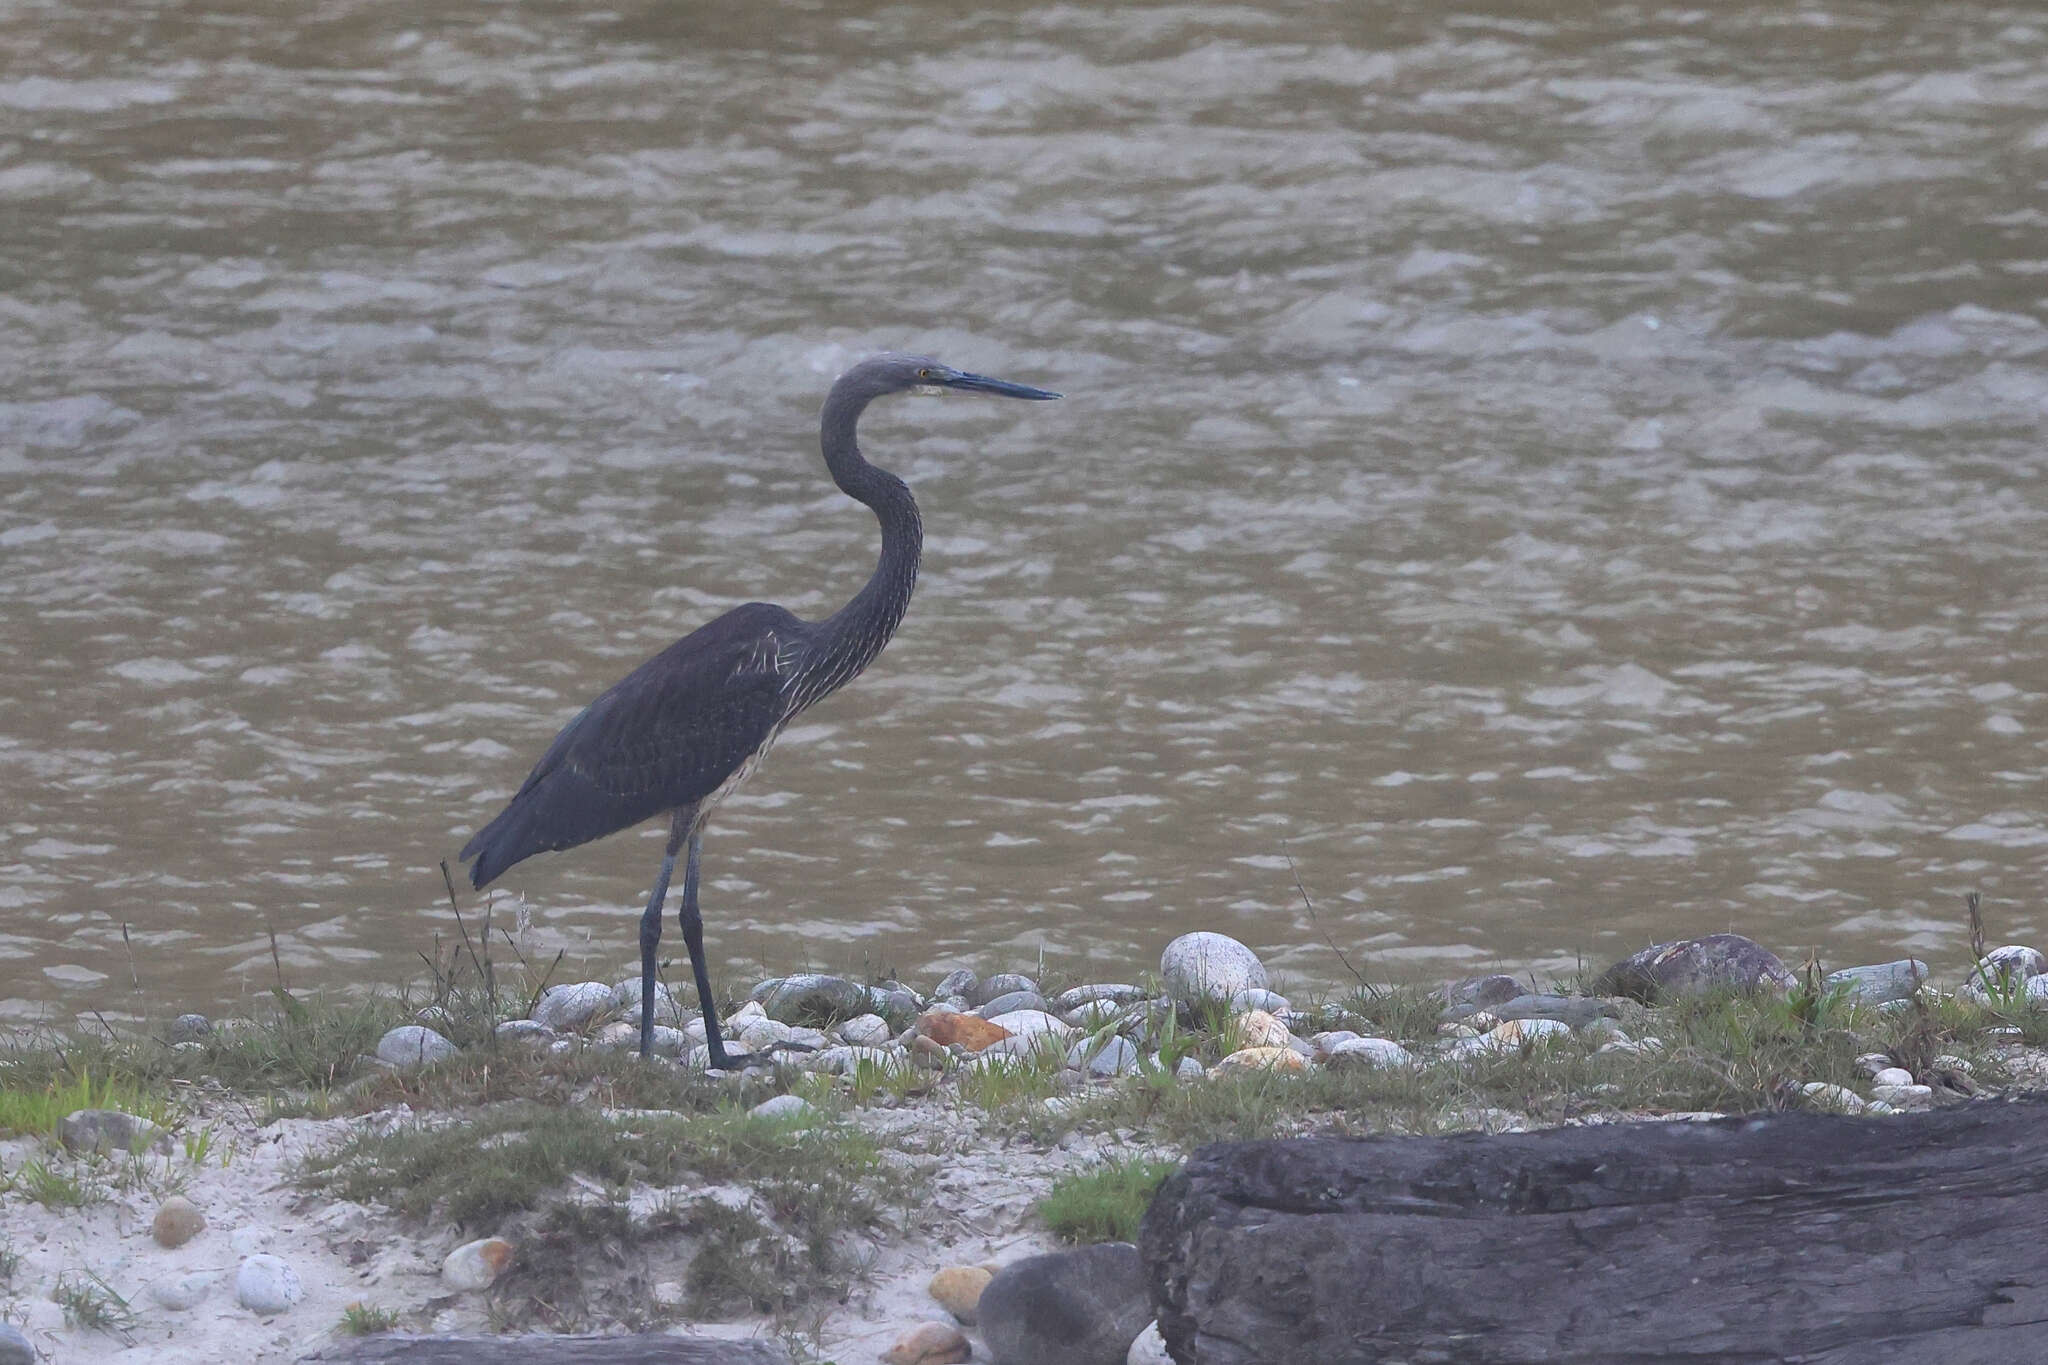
459, 804, 540, 891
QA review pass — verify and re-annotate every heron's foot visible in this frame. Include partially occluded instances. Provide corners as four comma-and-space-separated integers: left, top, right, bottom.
702, 1046, 768, 1073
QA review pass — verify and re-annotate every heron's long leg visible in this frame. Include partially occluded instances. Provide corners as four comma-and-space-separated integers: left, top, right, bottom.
635, 813, 689, 1058
679, 826, 735, 1068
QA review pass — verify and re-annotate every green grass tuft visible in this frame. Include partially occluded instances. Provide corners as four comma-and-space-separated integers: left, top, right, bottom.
1039, 1156, 1181, 1243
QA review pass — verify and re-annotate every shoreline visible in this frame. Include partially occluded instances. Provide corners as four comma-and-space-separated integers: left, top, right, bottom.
5, 925, 2047, 1365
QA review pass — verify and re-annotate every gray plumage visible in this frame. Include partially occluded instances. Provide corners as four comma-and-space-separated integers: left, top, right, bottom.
460, 353, 1059, 1065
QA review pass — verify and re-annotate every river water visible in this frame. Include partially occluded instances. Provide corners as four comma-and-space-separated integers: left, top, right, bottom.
4, 0, 2046, 1023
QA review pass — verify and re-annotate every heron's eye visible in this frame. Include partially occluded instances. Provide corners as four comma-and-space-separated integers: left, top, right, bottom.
917, 368, 931, 379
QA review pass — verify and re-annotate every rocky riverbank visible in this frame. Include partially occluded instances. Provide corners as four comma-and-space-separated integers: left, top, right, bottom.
5, 925, 2048, 1365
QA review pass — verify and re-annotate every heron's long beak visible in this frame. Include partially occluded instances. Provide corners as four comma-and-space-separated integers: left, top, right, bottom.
943, 370, 1061, 401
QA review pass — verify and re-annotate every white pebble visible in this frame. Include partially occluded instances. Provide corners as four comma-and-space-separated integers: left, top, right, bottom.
1160, 931, 1267, 1007
531, 981, 614, 1031
1871, 1083, 1935, 1107
148, 1272, 217, 1311
1324, 1036, 1415, 1069
235, 1255, 303, 1315
838, 1013, 893, 1047
1799, 1082, 1866, 1114
1870, 1067, 1914, 1087
442, 1237, 513, 1291
748, 1094, 817, 1122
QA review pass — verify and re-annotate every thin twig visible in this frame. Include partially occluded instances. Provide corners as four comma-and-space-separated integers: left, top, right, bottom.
117, 919, 138, 990
266, 922, 287, 992
1282, 842, 1372, 994
438, 859, 489, 996
524, 949, 564, 1019
1966, 890, 1986, 964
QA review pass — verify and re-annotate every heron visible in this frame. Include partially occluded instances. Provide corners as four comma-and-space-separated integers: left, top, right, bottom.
458, 353, 1060, 1068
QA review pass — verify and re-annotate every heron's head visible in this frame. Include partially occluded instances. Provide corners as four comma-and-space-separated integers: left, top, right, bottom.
849, 353, 1061, 404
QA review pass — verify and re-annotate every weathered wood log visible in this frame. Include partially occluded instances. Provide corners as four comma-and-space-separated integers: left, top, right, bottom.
298, 1334, 791, 1364
1142, 1096, 2048, 1363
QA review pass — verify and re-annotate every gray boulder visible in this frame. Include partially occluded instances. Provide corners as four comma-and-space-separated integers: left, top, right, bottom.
59, 1108, 171, 1156
1160, 932, 1266, 1009
1825, 959, 1930, 1006
1964, 945, 2046, 999
0, 1324, 31, 1365
760, 973, 871, 1024
1592, 934, 1795, 1003
934, 968, 980, 999
1438, 974, 1523, 1012
167, 1012, 213, 1044
375, 1025, 457, 1067
1055, 983, 1149, 1012
1492, 994, 1619, 1028
972, 973, 1041, 1007
531, 980, 615, 1031
977, 989, 1053, 1020
981, 1242, 1152, 1365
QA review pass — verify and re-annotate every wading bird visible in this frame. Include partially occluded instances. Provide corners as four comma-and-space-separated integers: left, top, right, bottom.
459, 353, 1059, 1067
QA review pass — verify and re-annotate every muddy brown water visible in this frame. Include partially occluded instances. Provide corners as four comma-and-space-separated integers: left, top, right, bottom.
4, 0, 2046, 1023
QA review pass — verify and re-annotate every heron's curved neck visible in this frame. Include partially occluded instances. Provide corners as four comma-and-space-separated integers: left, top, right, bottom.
808, 384, 922, 699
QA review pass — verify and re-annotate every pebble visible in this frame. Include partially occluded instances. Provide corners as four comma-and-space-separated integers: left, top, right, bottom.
1228, 1008, 1293, 1051
1593, 933, 1795, 1002
1310, 1030, 1361, 1056
808, 1045, 900, 1076
934, 968, 979, 1000
1055, 983, 1148, 1012
916, 1010, 1013, 1051
1489, 1018, 1572, 1046
1067, 1034, 1140, 1077
975, 989, 1052, 1020
1227, 987, 1291, 1015
971, 973, 1040, 1007
1127, 1320, 1173, 1365
1174, 1055, 1204, 1081
866, 983, 923, 1027
1798, 1082, 1866, 1114
839, 1012, 893, 1046
1854, 1052, 1894, 1076
59, 1108, 170, 1156
1871, 1083, 1935, 1107
1967, 944, 2046, 994
1438, 974, 1523, 1011
1870, 1067, 1915, 1087
927, 1264, 994, 1324
153, 1194, 207, 1248
1160, 931, 1267, 1008
0, 1326, 29, 1365
493, 1019, 555, 1047
167, 1012, 212, 1044
235, 1254, 303, 1315
1064, 998, 1132, 1028
609, 977, 683, 1026
531, 981, 615, 1031
443, 1237, 515, 1291
1823, 959, 1930, 1005
1209, 1046, 1307, 1076
980, 1243, 1153, 1365
984, 1008, 1072, 1039
231, 1224, 275, 1256
375, 1025, 457, 1067
749, 1094, 818, 1122
1323, 1037, 1415, 1069
1493, 994, 1619, 1028
761, 973, 871, 1024
147, 1272, 216, 1311
880, 1321, 972, 1365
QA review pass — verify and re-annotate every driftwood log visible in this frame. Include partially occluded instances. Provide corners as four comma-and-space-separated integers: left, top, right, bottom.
1142, 1096, 2048, 1363
298, 1335, 791, 1364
